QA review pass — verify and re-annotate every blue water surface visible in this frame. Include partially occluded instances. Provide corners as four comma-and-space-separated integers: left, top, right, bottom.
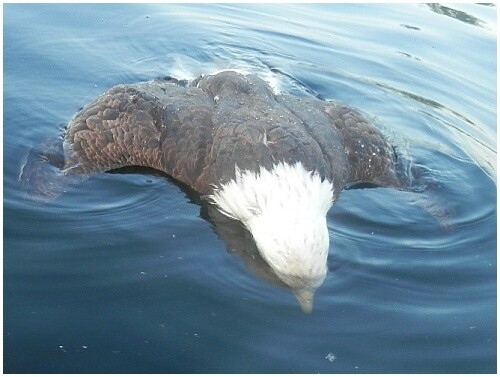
3, 3, 497, 373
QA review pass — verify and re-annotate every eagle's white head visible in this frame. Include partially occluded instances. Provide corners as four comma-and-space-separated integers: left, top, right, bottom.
210, 161, 334, 313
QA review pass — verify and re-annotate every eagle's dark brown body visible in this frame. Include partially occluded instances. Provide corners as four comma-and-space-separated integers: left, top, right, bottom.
61, 71, 402, 199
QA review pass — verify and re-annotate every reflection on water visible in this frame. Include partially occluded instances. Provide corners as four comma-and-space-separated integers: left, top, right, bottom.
399, 24, 421, 31
427, 3, 488, 28
369, 79, 496, 183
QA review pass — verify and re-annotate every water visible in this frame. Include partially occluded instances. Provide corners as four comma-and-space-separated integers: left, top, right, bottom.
3, 3, 496, 373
